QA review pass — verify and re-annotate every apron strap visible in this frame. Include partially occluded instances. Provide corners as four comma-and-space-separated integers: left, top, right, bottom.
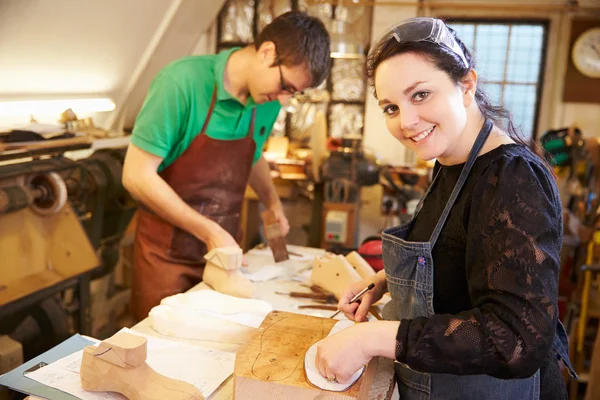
200, 85, 218, 134
429, 119, 494, 246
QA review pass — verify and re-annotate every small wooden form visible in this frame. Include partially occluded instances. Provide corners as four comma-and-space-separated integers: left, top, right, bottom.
80, 332, 203, 400
261, 209, 289, 262
234, 311, 377, 400
345, 252, 376, 280
311, 253, 363, 300
202, 247, 254, 298
203, 246, 243, 271
92, 331, 147, 368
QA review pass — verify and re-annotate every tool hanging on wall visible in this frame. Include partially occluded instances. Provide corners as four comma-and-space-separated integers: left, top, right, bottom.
541, 125, 600, 226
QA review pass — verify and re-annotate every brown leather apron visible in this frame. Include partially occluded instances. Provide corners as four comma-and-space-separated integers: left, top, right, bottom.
131, 86, 257, 321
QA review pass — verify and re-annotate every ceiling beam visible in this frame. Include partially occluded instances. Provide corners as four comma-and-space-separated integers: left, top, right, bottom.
109, 0, 226, 130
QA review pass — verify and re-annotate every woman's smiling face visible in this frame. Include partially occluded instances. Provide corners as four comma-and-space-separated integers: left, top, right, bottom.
375, 52, 471, 163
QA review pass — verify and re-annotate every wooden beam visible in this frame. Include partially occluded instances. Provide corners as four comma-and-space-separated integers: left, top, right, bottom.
306, 0, 600, 12
108, 0, 226, 130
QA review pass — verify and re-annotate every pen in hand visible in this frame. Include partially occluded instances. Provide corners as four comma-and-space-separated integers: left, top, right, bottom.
330, 283, 376, 319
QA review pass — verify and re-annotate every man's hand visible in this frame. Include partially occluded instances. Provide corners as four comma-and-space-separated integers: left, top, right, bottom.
249, 156, 289, 236
201, 221, 239, 252
270, 205, 290, 236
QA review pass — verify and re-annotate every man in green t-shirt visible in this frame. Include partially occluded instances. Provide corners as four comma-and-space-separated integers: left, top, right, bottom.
122, 11, 331, 321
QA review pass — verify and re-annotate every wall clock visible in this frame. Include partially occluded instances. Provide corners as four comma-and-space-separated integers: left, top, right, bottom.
563, 19, 600, 103
572, 27, 600, 79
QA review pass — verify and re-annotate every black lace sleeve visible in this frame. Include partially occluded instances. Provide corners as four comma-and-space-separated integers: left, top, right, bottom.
395, 154, 562, 379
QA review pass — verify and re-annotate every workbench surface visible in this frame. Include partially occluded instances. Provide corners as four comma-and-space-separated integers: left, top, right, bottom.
131, 245, 398, 400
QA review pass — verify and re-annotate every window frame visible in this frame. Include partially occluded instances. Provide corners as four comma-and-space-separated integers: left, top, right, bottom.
443, 17, 550, 142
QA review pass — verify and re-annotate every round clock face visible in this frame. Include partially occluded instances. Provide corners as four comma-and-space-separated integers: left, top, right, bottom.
572, 27, 600, 78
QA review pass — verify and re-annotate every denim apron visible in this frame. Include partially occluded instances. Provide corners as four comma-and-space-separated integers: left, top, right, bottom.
381, 119, 575, 399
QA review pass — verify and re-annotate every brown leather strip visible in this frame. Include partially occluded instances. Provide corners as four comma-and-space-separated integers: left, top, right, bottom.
200, 85, 218, 134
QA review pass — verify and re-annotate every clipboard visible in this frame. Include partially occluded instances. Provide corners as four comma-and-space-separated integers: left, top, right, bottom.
0, 334, 94, 400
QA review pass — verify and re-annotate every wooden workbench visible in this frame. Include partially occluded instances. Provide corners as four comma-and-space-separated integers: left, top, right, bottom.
131, 245, 398, 400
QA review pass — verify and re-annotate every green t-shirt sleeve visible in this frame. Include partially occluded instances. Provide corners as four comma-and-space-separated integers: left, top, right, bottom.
131, 72, 189, 159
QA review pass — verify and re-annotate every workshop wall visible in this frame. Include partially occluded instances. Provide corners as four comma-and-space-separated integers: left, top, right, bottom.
0, 0, 224, 130
2, 1, 596, 144
0, 0, 173, 127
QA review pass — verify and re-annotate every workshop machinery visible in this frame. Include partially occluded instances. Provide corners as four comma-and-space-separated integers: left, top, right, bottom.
320, 135, 380, 251
0, 147, 135, 361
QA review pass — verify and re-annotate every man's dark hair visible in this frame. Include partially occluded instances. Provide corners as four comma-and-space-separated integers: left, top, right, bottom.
255, 11, 331, 87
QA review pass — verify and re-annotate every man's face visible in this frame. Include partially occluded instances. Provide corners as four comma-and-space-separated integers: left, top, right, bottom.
249, 42, 313, 105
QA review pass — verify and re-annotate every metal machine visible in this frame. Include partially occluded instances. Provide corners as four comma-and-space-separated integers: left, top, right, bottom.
320, 135, 380, 251
0, 144, 135, 360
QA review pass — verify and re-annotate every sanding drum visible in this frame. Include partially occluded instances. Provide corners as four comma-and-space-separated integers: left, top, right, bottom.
0, 172, 67, 216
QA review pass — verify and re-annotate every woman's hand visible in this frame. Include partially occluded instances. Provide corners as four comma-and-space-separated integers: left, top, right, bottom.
315, 322, 375, 384
338, 270, 387, 322
315, 320, 400, 384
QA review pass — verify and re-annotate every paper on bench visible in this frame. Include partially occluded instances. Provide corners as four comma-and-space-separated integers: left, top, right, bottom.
26, 328, 235, 399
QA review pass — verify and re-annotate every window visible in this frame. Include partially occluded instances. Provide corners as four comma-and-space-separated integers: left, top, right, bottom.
447, 20, 548, 141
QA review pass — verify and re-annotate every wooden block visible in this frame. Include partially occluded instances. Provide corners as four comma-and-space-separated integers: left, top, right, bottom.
93, 331, 147, 368
202, 262, 254, 299
203, 246, 242, 271
311, 254, 362, 300
345, 252, 376, 280
261, 209, 289, 263
80, 346, 203, 400
80, 333, 203, 400
234, 311, 377, 400
0, 335, 22, 374
0, 336, 20, 400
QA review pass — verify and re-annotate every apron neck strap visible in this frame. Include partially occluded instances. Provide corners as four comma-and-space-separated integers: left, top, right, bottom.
200, 85, 218, 134
428, 119, 494, 246
201, 85, 258, 138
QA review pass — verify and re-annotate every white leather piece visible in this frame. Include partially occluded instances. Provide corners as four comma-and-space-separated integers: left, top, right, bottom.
304, 320, 365, 391
149, 290, 273, 343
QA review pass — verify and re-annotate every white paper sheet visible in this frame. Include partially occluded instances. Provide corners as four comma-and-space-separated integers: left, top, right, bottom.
242, 264, 284, 282
25, 328, 235, 400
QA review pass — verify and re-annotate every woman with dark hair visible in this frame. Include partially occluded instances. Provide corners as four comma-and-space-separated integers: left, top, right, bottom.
315, 17, 576, 400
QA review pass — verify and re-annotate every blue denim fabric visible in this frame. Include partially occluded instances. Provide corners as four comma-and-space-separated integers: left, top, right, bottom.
381, 119, 549, 399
